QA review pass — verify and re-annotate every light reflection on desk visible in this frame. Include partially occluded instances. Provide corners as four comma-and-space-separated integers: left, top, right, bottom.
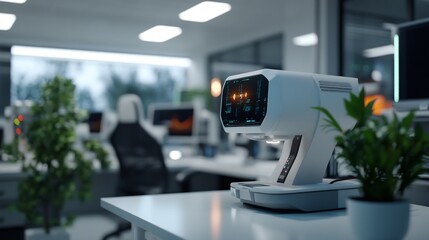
210, 193, 222, 240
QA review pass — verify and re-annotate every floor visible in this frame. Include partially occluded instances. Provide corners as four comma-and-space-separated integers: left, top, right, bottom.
68, 213, 132, 240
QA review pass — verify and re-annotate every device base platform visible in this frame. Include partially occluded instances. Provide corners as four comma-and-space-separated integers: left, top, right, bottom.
230, 179, 360, 212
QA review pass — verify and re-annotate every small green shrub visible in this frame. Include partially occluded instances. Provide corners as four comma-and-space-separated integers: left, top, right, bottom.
3, 76, 109, 234
315, 89, 429, 201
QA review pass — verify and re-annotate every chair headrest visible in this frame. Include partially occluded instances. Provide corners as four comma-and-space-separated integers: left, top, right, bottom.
117, 94, 144, 123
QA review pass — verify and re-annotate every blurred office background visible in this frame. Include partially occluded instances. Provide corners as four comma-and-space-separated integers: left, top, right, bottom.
1, 0, 429, 239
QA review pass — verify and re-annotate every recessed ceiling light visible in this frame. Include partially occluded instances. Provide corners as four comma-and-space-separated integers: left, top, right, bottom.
0, 13, 16, 31
11, 46, 192, 67
138, 25, 182, 43
179, 1, 231, 23
293, 33, 318, 46
0, 0, 27, 3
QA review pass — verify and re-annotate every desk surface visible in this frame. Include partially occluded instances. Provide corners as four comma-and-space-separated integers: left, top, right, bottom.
167, 146, 276, 180
101, 190, 429, 240
1, 149, 276, 181
169, 158, 276, 180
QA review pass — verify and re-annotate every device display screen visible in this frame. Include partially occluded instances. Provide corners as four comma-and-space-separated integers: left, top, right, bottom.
221, 74, 268, 127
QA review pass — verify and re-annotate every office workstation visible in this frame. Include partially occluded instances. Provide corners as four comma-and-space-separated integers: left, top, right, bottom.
1, 0, 429, 240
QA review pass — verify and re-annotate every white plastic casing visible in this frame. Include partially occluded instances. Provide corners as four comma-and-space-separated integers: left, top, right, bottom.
221, 69, 358, 185
221, 69, 361, 211
221, 69, 357, 140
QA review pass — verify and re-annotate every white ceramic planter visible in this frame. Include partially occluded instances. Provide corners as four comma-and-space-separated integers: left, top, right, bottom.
347, 197, 410, 240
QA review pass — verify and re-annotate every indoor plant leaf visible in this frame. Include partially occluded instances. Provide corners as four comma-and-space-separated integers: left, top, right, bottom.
315, 88, 429, 201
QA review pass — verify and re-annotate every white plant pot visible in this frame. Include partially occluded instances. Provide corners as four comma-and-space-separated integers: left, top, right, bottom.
26, 227, 70, 240
347, 197, 410, 240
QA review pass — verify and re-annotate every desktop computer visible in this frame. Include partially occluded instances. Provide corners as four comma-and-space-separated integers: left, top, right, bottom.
148, 103, 199, 159
148, 103, 222, 159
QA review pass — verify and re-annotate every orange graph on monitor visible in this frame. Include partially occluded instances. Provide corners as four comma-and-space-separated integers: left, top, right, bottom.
169, 116, 193, 134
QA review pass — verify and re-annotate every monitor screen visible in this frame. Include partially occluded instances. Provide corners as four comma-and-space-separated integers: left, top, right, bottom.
0, 127, 3, 147
394, 19, 429, 111
221, 74, 269, 127
87, 112, 103, 133
151, 105, 194, 136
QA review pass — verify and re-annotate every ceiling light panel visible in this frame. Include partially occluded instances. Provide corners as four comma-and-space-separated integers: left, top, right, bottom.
139, 25, 182, 42
0, 13, 16, 31
293, 33, 318, 46
0, 0, 27, 3
179, 1, 231, 23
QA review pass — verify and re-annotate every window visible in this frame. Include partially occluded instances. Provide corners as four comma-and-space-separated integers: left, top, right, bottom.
11, 53, 189, 114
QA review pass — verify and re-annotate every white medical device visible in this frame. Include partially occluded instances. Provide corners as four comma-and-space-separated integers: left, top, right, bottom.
220, 69, 360, 211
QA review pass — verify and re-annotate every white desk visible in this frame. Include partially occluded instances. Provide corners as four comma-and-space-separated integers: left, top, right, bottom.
0, 144, 276, 181
101, 190, 429, 240
168, 157, 276, 181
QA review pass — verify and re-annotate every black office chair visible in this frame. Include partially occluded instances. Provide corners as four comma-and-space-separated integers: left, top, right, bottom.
102, 94, 168, 240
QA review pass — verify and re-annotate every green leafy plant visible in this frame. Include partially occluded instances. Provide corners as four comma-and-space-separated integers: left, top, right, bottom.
3, 76, 109, 234
314, 89, 429, 201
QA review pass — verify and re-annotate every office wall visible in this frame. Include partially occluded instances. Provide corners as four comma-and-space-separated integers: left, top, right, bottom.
319, 0, 340, 75
204, 0, 340, 76
187, 54, 208, 90
282, 0, 318, 73
0, 46, 11, 114
183, 0, 341, 88
281, 0, 340, 75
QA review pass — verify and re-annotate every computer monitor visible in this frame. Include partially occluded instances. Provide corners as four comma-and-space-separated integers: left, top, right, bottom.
81, 111, 118, 142
148, 103, 198, 145
0, 118, 4, 152
393, 18, 429, 112
87, 112, 103, 133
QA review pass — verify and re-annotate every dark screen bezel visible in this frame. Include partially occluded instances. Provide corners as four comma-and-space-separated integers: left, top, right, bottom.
220, 74, 269, 127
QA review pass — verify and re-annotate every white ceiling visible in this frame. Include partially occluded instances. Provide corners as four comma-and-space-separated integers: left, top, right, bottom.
0, 0, 291, 57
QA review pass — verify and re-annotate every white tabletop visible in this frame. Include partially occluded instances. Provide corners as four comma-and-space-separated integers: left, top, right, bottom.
166, 147, 277, 180
101, 190, 429, 240
182, 159, 275, 180
0, 155, 276, 181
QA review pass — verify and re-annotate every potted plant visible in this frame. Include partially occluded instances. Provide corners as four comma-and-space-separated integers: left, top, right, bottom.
3, 76, 110, 240
315, 89, 429, 240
